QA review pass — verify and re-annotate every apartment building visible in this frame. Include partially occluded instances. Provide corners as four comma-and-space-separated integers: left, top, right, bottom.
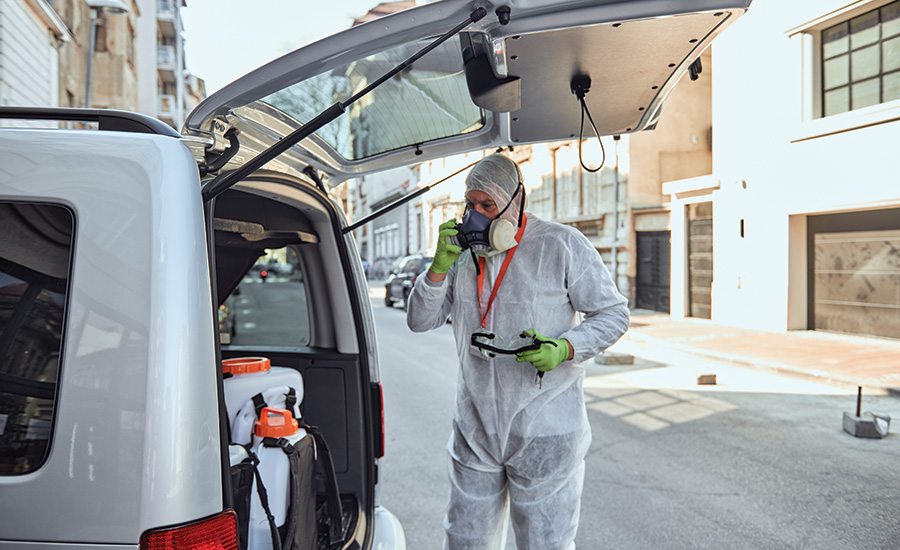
351, 166, 417, 279
666, 0, 900, 340
54, 0, 139, 111
136, 0, 194, 128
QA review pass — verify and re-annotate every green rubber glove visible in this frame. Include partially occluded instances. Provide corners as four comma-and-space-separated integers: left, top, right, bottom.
430, 218, 462, 274
516, 329, 572, 372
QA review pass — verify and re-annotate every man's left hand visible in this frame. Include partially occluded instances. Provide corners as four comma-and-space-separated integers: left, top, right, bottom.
516, 329, 572, 372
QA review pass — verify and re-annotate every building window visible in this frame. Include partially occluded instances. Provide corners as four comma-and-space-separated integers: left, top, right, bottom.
822, 1, 900, 116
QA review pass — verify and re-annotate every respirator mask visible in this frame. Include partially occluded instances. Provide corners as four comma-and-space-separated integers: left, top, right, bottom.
450, 184, 525, 255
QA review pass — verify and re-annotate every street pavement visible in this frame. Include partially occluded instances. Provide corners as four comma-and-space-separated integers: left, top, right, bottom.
612, 311, 900, 398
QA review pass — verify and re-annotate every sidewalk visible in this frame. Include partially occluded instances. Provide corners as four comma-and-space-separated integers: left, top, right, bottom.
613, 312, 900, 397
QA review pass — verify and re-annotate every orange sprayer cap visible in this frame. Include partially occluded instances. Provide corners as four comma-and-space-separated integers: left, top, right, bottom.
254, 408, 298, 438
222, 356, 270, 375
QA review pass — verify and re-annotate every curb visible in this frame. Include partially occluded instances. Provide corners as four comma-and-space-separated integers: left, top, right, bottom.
616, 332, 900, 398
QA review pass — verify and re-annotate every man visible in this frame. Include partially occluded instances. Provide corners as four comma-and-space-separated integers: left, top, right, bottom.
406, 153, 629, 549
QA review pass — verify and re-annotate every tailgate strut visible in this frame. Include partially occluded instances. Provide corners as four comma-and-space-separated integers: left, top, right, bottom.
201, 7, 488, 202
342, 158, 480, 234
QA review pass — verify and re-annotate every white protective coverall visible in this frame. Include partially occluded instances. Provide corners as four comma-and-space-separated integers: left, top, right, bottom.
407, 156, 630, 550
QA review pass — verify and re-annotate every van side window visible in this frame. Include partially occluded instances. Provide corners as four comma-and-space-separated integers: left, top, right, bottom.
0, 203, 73, 474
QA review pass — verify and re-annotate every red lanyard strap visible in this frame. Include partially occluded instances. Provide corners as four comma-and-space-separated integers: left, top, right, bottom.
477, 214, 528, 328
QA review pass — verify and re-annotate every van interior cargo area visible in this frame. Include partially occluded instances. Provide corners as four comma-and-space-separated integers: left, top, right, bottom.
213, 185, 371, 549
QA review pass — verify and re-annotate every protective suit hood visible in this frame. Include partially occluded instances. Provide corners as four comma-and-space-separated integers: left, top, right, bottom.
465, 154, 524, 227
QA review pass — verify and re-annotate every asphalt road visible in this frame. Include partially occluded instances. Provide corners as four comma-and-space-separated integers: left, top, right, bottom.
370, 285, 900, 550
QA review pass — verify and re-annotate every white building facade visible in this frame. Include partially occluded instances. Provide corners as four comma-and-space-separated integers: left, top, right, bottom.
136, 0, 193, 129
351, 165, 418, 278
0, 0, 69, 118
666, 0, 900, 339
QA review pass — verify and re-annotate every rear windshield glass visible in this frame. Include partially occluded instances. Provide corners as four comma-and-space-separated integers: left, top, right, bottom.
0, 202, 73, 475
259, 34, 484, 160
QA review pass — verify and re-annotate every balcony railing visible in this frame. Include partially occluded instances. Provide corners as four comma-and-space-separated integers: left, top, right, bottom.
157, 0, 179, 36
157, 0, 175, 19
157, 45, 175, 69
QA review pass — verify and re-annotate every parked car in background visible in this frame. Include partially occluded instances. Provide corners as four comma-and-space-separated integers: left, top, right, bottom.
385, 255, 433, 309
369, 258, 393, 280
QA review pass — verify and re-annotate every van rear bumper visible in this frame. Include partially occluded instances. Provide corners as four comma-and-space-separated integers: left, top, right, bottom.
373, 505, 406, 550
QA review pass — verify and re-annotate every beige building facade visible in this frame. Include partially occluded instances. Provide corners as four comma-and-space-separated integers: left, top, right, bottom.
55, 0, 139, 111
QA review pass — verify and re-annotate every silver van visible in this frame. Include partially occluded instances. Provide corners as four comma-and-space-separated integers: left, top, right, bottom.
0, 1, 748, 548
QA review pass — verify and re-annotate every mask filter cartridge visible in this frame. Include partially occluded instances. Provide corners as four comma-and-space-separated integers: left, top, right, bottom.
488, 220, 517, 252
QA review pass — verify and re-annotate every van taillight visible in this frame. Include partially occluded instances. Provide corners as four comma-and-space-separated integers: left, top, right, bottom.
373, 382, 385, 458
140, 510, 238, 550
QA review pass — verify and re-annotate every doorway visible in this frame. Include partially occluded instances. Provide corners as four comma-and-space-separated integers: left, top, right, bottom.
635, 230, 671, 312
687, 202, 713, 319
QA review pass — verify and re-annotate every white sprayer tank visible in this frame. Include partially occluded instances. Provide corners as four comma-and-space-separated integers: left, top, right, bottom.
222, 357, 304, 446
248, 407, 308, 550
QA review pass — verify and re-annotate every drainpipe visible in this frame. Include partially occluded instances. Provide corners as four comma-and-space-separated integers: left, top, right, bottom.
611, 135, 620, 284
84, 9, 98, 108
84, 1, 130, 108
552, 147, 558, 219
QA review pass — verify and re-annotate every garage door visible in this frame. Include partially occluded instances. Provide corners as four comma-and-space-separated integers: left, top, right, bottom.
809, 209, 900, 339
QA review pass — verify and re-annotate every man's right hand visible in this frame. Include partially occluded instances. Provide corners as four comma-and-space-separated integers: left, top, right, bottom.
429, 219, 462, 276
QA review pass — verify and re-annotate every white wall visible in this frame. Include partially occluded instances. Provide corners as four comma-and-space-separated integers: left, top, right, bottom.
174, 1, 185, 127
135, 0, 158, 118
0, 0, 59, 122
702, 0, 900, 331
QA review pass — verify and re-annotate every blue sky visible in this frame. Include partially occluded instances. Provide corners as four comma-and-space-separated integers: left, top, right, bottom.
182, 0, 385, 94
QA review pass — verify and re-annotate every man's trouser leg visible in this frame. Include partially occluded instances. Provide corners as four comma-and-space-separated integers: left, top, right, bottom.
506, 433, 586, 550
444, 455, 509, 550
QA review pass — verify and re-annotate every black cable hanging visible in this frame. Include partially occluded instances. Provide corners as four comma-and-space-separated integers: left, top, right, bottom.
577, 96, 605, 173
570, 75, 605, 173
